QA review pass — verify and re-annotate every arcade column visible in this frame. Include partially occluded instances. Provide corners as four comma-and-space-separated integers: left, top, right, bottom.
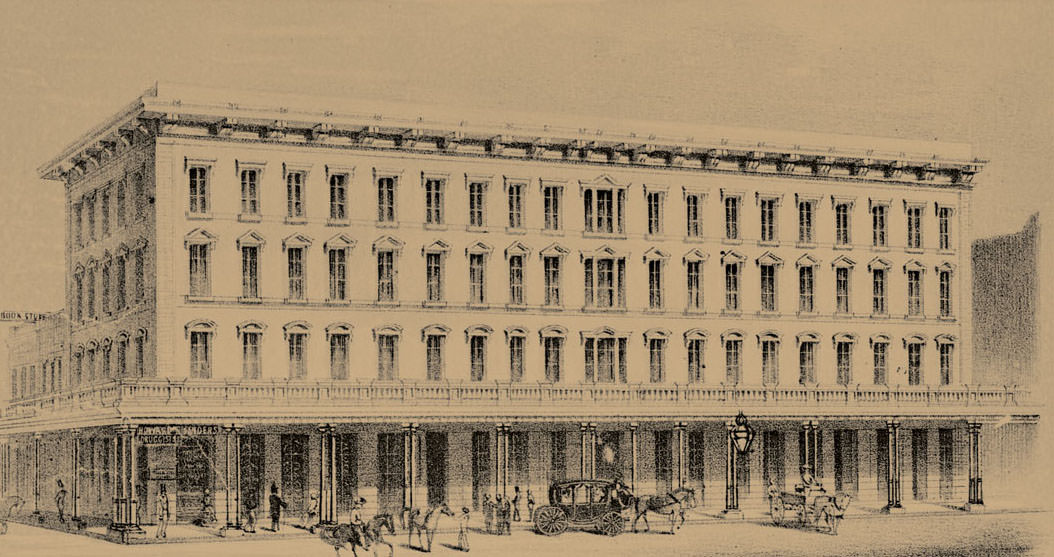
402, 423, 419, 510
628, 423, 639, 494
674, 422, 688, 489
494, 424, 509, 499
882, 420, 903, 512
317, 424, 337, 525
966, 422, 985, 511
108, 424, 144, 540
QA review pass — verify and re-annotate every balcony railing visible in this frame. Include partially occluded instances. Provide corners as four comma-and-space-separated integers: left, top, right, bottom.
1, 379, 1030, 421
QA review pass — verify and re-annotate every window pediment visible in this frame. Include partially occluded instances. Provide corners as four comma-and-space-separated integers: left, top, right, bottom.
580, 326, 628, 341
643, 327, 671, 341
720, 329, 745, 343
934, 334, 957, 345
539, 325, 567, 339
795, 254, 819, 268
423, 239, 451, 255
505, 241, 531, 259
372, 324, 403, 340
236, 321, 267, 336
504, 326, 529, 341
935, 261, 955, 273
324, 234, 356, 252
466, 241, 493, 256
903, 334, 927, 347
184, 319, 216, 338
721, 250, 746, 265
581, 244, 624, 259
833, 332, 857, 345
831, 255, 856, 269
421, 323, 451, 341
683, 329, 708, 344
868, 257, 892, 271
539, 243, 570, 258
580, 173, 627, 190
325, 322, 353, 339
282, 233, 314, 251
869, 334, 891, 347
465, 325, 494, 342
642, 247, 670, 262
682, 249, 708, 263
756, 330, 781, 343
796, 332, 820, 345
756, 251, 783, 267
282, 321, 311, 339
372, 235, 404, 254
903, 259, 926, 273
236, 230, 266, 249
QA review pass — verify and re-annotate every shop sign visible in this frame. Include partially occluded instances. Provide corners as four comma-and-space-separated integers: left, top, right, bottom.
140, 435, 177, 445
138, 425, 222, 437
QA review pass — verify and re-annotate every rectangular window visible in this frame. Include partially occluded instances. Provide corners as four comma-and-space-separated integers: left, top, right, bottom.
907, 270, 922, 316
116, 181, 126, 228
507, 182, 523, 228
686, 260, 703, 311
583, 257, 626, 308
687, 338, 705, 383
761, 340, 778, 384
760, 198, 777, 242
835, 203, 851, 245
939, 270, 952, 317
377, 176, 396, 222
188, 166, 208, 213
241, 246, 259, 298
836, 341, 852, 385
907, 205, 923, 249
377, 251, 395, 302
242, 332, 261, 379
586, 337, 626, 383
329, 174, 348, 220
543, 185, 561, 231
469, 254, 485, 304
873, 342, 888, 385
189, 244, 209, 296
939, 343, 953, 385
908, 343, 922, 385
725, 339, 742, 384
799, 266, 814, 312
649, 338, 665, 383
426, 335, 444, 380
101, 189, 111, 237
426, 253, 443, 302
86, 196, 96, 241
470, 336, 486, 381
872, 204, 887, 247
836, 267, 850, 313
86, 268, 95, 319
330, 334, 349, 380
938, 207, 953, 251
583, 187, 624, 234
241, 169, 259, 215
101, 265, 110, 315
544, 337, 562, 382
425, 178, 444, 225
134, 335, 144, 377
288, 333, 306, 378
686, 193, 703, 238
724, 196, 739, 240
287, 172, 305, 218
760, 264, 777, 312
468, 182, 486, 227
115, 256, 126, 311
544, 256, 561, 306
647, 191, 664, 235
873, 269, 887, 314
287, 247, 305, 300
648, 259, 663, 309
509, 255, 524, 305
329, 249, 347, 300
509, 336, 524, 382
73, 203, 83, 247
724, 263, 740, 311
190, 331, 211, 379
135, 250, 145, 303
377, 335, 397, 380
799, 342, 816, 384
798, 200, 814, 243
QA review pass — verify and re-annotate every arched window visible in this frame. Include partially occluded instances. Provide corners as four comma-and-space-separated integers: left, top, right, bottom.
643, 328, 670, 383
581, 326, 629, 383
721, 330, 744, 385
326, 323, 353, 380
684, 329, 708, 384
373, 325, 402, 380
539, 325, 567, 383
505, 327, 528, 382
185, 320, 216, 379
796, 332, 820, 385
422, 324, 450, 381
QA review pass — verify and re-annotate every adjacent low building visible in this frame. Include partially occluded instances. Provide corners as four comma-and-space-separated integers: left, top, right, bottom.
0, 83, 1038, 540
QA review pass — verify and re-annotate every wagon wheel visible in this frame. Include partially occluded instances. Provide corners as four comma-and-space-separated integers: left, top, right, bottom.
770, 496, 785, 525
596, 511, 624, 537
534, 506, 568, 536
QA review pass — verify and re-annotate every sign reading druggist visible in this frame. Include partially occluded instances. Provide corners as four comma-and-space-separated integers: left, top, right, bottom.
138, 425, 223, 437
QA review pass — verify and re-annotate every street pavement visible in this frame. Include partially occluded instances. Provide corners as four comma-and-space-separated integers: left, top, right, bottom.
0, 511, 1049, 557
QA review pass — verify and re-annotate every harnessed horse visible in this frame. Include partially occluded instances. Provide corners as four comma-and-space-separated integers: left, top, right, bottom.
403, 502, 454, 552
631, 488, 694, 534
319, 513, 398, 557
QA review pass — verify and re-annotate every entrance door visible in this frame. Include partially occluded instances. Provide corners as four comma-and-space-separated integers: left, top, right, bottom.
377, 433, 404, 513
176, 436, 214, 522
336, 434, 358, 518
471, 432, 490, 511
763, 431, 785, 491
835, 430, 859, 495
912, 430, 928, 500
281, 434, 308, 516
689, 431, 705, 503
426, 432, 448, 506
939, 429, 954, 500
595, 431, 620, 481
239, 434, 265, 513
654, 431, 672, 494
876, 429, 889, 503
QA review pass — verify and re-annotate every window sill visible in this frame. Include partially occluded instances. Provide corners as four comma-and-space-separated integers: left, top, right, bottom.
541, 229, 564, 236
722, 238, 743, 245
323, 299, 351, 307
540, 305, 564, 312
283, 298, 309, 305
796, 310, 817, 318
581, 306, 628, 314
796, 241, 817, 249
186, 295, 212, 303
937, 315, 956, 322
376, 220, 399, 228
905, 248, 924, 255
904, 314, 926, 321
643, 308, 667, 315
683, 235, 706, 243
285, 216, 308, 225
423, 223, 448, 231
422, 301, 448, 308
833, 244, 853, 250
683, 308, 706, 316
937, 249, 956, 256
871, 245, 890, 252
467, 302, 491, 310
185, 211, 213, 220
756, 310, 781, 318
465, 225, 488, 233
373, 300, 401, 308
721, 309, 743, 317
327, 218, 350, 227
581, 232, 627, 240
505, 227, 527, 235
238, 296, 263, 304
238, 214, 262, 223
757, 240, 780, 248
505, 303, 528, 311
870, 313, 890, 320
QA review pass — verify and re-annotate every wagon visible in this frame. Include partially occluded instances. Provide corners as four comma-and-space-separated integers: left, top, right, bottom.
769, 485, 851, 535
533, 479, 629, 537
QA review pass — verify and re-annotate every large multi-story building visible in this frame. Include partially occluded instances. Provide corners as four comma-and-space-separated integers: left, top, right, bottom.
0, 83, 1038, 539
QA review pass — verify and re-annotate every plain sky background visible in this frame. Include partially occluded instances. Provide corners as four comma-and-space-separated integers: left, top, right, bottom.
0, 0, 1050, 339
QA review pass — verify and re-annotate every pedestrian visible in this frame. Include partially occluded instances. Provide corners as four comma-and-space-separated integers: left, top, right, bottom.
268, 483, 287, 532
195, 488, 216, 526
457, 507, 471, 551
243, 496, 258, 533
155, 484, 170, 539
54, 479, 68, 524
492, 495, 503, 535
482, 494, 493, 534
526, 490, 535, 521
350, 497, 370, 550
512, 486, 522, 522
501, 496, 512, 535
305, 490, 319, 529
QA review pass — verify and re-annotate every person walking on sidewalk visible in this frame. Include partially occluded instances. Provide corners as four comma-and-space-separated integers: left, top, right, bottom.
457, 507, 471, 551
268, 483, 287, 532
155, 484, 170, 539
483, 494, 493, 534
54, 479, 68, 525
243, 496, 258, 533
501, 496, 512, 535
526, 490, 535, 522
512, 486, 522, 522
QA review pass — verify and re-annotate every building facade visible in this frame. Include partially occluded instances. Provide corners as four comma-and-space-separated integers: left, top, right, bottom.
0, 84, 1037, 538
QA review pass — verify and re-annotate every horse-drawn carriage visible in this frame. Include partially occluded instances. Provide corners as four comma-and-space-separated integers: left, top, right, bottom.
768, 481, 851, 535
533, 479, 631, 537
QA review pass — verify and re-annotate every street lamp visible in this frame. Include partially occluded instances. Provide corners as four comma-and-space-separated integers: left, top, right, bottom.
724, 411, 755, 517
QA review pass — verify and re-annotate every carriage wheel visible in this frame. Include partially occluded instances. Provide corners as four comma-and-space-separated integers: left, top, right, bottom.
534, 506, 568, 536
770, 497, 785, 525
597, 512, 624, 537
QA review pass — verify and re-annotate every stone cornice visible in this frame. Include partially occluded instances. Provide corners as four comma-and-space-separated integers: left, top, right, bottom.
39, 83, 986, 189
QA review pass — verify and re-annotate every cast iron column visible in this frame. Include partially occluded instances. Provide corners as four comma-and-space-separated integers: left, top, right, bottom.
402, 423, 418, 510
629, 423, 639, 494
724, 419, 738, 512
885, 420, 902, 510
968, 422, 984, 508
32, 434, 41, 516
674, 422, 688, 489
70, 430, 80, 521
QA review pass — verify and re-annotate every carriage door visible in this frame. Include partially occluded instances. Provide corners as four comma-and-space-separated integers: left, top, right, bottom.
281, 434, 308, 517
471, 432, 490, 511
938, 429, 954, 500
377, 433, 405, 514
426, 432, 448, 506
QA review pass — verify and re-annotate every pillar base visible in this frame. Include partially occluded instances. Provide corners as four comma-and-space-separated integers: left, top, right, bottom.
721, 508, 745, 519
880, 504, 905, 514
964, 502, 985, 512
106, 523, 145, 544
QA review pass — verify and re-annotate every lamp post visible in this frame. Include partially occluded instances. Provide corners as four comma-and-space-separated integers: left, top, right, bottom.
723, 412, 755, 518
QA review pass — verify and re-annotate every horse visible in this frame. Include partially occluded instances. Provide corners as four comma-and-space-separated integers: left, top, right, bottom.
0, 495, 26, 535
631, 490, 691, 534
670, 487, 698, 509
318, 513, 398, 557
819, 493, 852, 535
403, 503, 454, 552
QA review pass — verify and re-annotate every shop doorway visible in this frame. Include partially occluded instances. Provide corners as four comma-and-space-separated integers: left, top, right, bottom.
176, 436, 214, 522
377, 433, 404, 514
426, 432, 448, 506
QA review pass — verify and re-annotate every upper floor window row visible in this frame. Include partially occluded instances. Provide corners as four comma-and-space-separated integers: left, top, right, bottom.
72, 170, 149, 249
